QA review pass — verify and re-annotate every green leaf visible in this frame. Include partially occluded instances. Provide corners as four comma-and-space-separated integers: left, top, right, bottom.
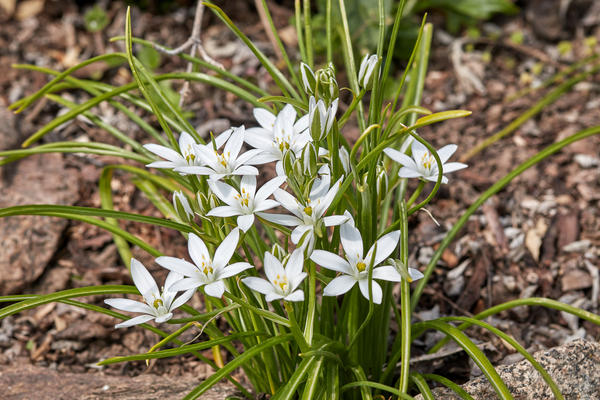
84, 5, 110, 32
138, 44, 161, 70
182, 334, 293, 400
416, 0, 519, 20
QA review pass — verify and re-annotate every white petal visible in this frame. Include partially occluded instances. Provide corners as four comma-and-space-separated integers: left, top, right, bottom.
289, 272, 307, 292
294, 114, 309, 134
409, 267, 425, 281
154, 312, 173, 323
242, 277, 274, 296
146, 161, 177, 169
237, 214, 255, 232
398, 167, 423, 179
237, 148, 267, 165
232, 165, 259, 176
243, 152, 279, 165
207, 206, 240, 218
436, 144, 457, 164
208, 180, 237, 204
323, 275, 356, 297
155, 256, 197, 277
169, 288, 196, 311
170, 277, 203, 292
341, 220, 364, 261
384, 148, 418, 170
254, 108, 276, 129
263, 252, 285, 284
411, 140, 428, 162
144, 144, 182, 163
366, 230, 400, 267
214, 228, 239, 269
204, 280, 226, 298
220, 262, 253, 279
284, 290, 304, 302
224, 126, 245, 159
323, 215, 348, 226
424, 174, 448, 184
175, 166, 214, 175
114, 314, 155, 328
104, 298, 153, 314
315, 177, 342, 217
440, 162, 468, 174
310, 250, 353, 274
254, 199, 280, 213
214, 128, 233, 149
240, 175, 257, 197
265, 292, 285, 302
130, 259, 159, 299
358, 279, 383, 304
372, 265, 402, 282
257, 212, 301, 226
188, 233, 211, 269
244, 128, 275, 149
255, 176, 287, 203
291, 225, 312, 245
164, 270, 184, 291
285, 249, 305, 279
273, 189, 302, 218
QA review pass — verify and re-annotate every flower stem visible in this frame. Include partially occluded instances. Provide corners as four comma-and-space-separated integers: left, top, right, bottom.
284, 302, 310, 353
398, 200, 411, 393
406, 181, 425, 208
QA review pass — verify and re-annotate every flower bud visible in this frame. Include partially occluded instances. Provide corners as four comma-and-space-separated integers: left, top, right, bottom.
300, 62, 316, 95
271, 243, 286, 261
300, 142, 318, 177
315, 63, 339, 104
376, 164, 388, 198
358, 54, 379, 90
173, 190, 194, 222
309, 96, 338, 142
339, 146, 350, 175
197, 192, 210, 216
282, 148, 296, 178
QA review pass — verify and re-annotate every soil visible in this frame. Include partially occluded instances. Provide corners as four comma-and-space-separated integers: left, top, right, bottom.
0, 0, 599, 398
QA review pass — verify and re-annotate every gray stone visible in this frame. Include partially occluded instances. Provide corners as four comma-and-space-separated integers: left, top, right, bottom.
0, 153, 79, 294
416, 339, 600, 399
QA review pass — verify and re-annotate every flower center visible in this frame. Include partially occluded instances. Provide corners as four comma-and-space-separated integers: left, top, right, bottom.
356, 261, 367, 272
303, 206, 313, 216
277, 139, 290, 154
234, 188, 251, 209
273, 273, 289, 294
420, 152, 435, 171
153, 298, 164, 309
214, 151, 230, 169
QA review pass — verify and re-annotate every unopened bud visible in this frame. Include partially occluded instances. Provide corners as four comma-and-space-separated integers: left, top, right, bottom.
358, 54, 379, 90
339, 146, 350, 175
173, 190, 194, 222
300, 62, 316, 95
376, 164, 388, 198
315, 63, 339, 104
271, 243, 286, 261
282, 148, 296, 178
309, 96, 338, 142
301, 142, 318, 177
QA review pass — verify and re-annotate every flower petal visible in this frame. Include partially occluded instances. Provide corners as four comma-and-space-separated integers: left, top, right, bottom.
341, 219, 364, 262
265, 292, 285, 302
254, 199, 280, 213
242, 277, 274, 296
188, 233, 211, 269
285, 249, 305, 279
263, 252, 285, 284
310, 250, 353, 274
130, 258, 159, 299
207, 206, 240, 218
143, 144, 182, 163
366, 230, 400, 267
170, 289, 196, 311
254, 108, 276, 129
220, 262, 253, 279
231, 165, 259, 176
170, 277, 203, 292
204, 280, 225, 298
214, 228, 239, 269
154, 313, 173, 323
440, 162, 468, 174
383, 148, 417, 170
273, 189, 302, 217
409, 267, 425, 281
398, 167, 423, 179
436, 144, 457, 164
104, 298, 153, 314
284, 290, 304, 302
208, 180, 238, 205
257, 212, 301, 226
237, 214, 255, 232
255, 176, 287, 203
114, 314, 155, 328
323, 215, 349, 227
224, 126, 245, 160
155, 256, 198, 278
358, 279, 383, 304
372, 265, 402, 282
291, 224, 313, 245
240, 175, 257, 197
323, 275, 356, 297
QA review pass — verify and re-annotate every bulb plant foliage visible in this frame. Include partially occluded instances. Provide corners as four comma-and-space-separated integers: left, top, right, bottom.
1, 1, 600, 400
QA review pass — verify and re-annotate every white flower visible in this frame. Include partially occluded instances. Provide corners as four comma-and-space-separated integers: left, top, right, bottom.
358, 54, 379, 90
242, 250, 307, 302
104, 258, 195, 328
309, 96, 338, 142
259, 167, 347, 251
244, 104, 311, 176
173, 190, 194, 221
144, 130, 231, 173
155, 229, 252, 297
310, 212, 423, 304
175, 126, 264, 180
384, 141, 467, 184
207, 175, 285, 232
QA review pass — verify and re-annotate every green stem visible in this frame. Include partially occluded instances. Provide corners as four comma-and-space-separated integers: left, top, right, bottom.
284, 302, 310, 353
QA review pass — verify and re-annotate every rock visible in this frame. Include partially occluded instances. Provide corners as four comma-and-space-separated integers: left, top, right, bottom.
0, 153, 79, 295
416, 339, 600, 399
561, 269, 593, 292
0, 361, 239, 399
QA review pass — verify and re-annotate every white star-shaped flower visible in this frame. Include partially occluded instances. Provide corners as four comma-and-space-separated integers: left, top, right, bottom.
242, 250, 307, 302
244, 104, 311, 175
144, 130, 231, 173
104, 258, 195, 328
155, 229, 252, 298
207, 175, 285, 232
310, 212, 423, 304
259, 167, 347, 251
384, 141, 467, 184
175, 126, 264, 180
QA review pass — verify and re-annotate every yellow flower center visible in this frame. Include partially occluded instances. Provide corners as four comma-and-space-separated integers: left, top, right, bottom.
153, 298, 164, 309
356, 262, 367, 272
304, 206, 313, 216
273, 273, 288, 292
234, 188, 250, 207
421, 152, 435, 170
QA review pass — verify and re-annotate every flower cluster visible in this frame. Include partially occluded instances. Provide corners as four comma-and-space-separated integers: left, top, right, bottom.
104, 61, 467, 328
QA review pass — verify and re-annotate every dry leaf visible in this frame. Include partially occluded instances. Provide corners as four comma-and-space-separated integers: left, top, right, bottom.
15, 0, 44, 21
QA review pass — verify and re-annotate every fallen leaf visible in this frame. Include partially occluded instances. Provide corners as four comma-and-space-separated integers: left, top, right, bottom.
15, 0, 44, 20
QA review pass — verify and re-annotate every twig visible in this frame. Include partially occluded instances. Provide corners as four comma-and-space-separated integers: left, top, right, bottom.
153, 1, 224, 107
